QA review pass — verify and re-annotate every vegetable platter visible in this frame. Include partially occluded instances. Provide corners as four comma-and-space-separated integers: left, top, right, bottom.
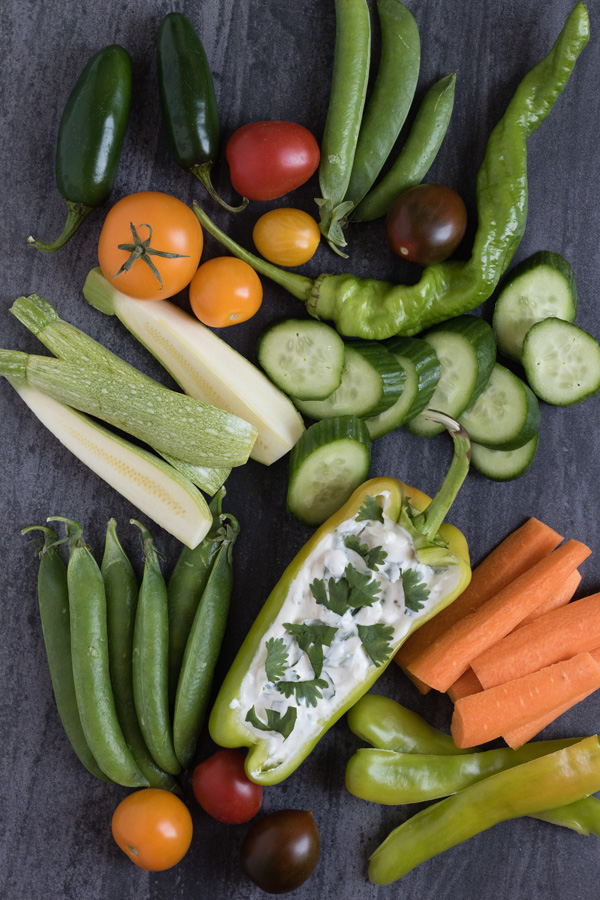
1, 0, 600, 898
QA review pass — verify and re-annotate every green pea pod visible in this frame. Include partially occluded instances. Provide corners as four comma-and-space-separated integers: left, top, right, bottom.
102, 519, 179, 791
47, 516, 147, 787
173, 514, 240, 770
352, 72, 456, 222
167, 488, 226, 710
194, 2, 589, 339
27, 45, 132, 253
22, 525, 111, 782
343, 0, 421, 210
157, 13, 247, 213
131, 520, 181, 776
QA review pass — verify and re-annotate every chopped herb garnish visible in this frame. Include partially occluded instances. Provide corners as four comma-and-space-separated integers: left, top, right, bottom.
246, 705, 297, 739
357, 623, 395, 666
344, 534, 388, 570
401, 568, 430, 611
311, 575, 349, 615
344, 564, 382, 608
311, 565, 382, 617
284, 622, 337, 678
276, 677, 329, 707
356, 495, 384, 524
265, 637, 289, 682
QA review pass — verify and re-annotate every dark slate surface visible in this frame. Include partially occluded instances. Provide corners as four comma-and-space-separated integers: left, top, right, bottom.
1, 1, 599, 897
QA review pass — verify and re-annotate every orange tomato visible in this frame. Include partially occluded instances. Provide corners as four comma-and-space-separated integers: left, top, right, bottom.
111, 788, 193, 871
188, 257, 263, 328
252, 208, 320, 266
98, 192, 203, 300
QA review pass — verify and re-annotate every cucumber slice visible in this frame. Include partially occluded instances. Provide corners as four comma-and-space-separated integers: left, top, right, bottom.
294, 342, 405, 420
287, 416, 371, 526
493, 251, 578, 361
521, 317, 600, 406
471, 434, 539, 482
459, 363, 540, 450
257, 318, 345, 401
406, 315, 496, 438
365, 337, 441, 440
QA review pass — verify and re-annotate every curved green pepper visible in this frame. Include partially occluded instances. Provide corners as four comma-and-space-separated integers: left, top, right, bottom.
209, 411, 471, 784
194, 3, 589, 339
27, 45, 132, 253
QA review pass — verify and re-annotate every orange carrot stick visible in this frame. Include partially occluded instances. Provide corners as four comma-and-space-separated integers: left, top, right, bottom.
451, 651, 600, 748
408, 539, 591, 692
472, 590, 600, 690
516, 568, 581, 629
396, 517, 563, 688
447, 667, 483, 702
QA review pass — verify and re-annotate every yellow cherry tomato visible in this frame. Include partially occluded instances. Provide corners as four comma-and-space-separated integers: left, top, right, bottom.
111, 788, 193, 871
252, 208, 320, 267
188, 256, 263, 328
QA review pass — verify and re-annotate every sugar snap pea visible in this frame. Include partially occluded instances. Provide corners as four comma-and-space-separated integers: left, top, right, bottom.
173, 514, 240, 769
102, 519, 179, 791
131, 520, 181, 776
47, 516, 147, 787
23, 525, 111, 782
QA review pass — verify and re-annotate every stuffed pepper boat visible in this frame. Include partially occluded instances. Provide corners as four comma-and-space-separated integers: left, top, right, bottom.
210, 410, 471, 784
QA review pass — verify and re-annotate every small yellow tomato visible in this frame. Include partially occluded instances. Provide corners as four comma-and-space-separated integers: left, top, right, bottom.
189, 257, 263, 328
252, 208, 320, 267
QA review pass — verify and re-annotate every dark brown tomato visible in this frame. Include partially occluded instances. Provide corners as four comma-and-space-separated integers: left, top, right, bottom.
385, 183, 467, 266
240, 809, 320, 894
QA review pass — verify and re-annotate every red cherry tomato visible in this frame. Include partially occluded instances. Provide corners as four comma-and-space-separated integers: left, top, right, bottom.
226, 121, 320, 201
192, 749, 263, 824
240, 809, 320, 894
385, 183, 467, 266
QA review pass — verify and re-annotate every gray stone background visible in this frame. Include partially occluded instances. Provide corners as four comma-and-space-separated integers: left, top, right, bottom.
1, 1, 599, 897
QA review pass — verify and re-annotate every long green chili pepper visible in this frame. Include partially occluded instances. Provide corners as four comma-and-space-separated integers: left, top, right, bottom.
316, 0, 371, 256
102, 519, 179, 791
157, 13, 247, 213
27, 45, 132, 253
368, 736, 600, 884
22, 525, 111, 782
47, 516, 148, 787
173, 513, 240, 769
131, 520, 181, 776
352, 72, 456, 222
194, 2, 589, 339
343, 0, 421, 211
167, 488, 227, 710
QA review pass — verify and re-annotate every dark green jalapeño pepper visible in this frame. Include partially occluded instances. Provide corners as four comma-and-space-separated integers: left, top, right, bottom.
27, 45, 132, 253
209, 411, 471, 785
157, 13, 247, 213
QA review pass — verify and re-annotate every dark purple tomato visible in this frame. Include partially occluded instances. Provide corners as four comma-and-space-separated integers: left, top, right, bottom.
240, 809, 320, 894
385, 183, 467, 266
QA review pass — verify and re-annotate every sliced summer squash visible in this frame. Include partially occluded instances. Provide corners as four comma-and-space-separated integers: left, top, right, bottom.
7, 379, 212, 548
83, 267, 305, 465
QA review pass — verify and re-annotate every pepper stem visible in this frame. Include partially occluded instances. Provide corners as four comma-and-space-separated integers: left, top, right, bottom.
27, 200, 94, 253
190, 163, 249, 214
192, 202, 315, 303
410, 410, 471, 541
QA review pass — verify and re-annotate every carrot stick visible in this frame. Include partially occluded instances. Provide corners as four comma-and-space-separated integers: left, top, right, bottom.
447, 667, 483, 702
408, 539, 591, 692
516, 568, 581, 629
451, 651, 600, 748
472, 590, 600, 690
396, 517, 563, 689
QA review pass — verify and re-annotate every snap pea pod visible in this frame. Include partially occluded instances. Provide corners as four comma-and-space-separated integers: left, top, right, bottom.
47, 517, 147, 787
22, 525, 111, 782
102, 519, 179, 791
194, 3, 589, 339
131, 521, 181, 776
27, 45, 132, 253
173, 514, 240, 769
352, 72, 456, 222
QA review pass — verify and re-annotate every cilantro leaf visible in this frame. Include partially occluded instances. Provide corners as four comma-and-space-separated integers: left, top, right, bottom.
357, 623, 395, 666
246, 705, 297, 739
276, 677, 329, 707
264, 637, 289, 683
343, 534, 388, 571
401, 568, 430, 612
284, 622, 337, 678
345, 564, 382, 609
311, 576, 350, 615
356, 495, 384, 524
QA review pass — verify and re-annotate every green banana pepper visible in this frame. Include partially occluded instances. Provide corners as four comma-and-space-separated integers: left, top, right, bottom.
209, 411, 471, 784
193, 3, 589, 340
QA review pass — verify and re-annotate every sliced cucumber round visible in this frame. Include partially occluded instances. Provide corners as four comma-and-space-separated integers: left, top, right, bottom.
471, 433, 539, 481
493, 251, 578, 361
294, 342, 405, 420
459, 363, 540, 450
287, 416, 371, 526
522, 318, 600, 406
257, 317, 345, 400
365, 337, 441, 440
406, 315, 496, 438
